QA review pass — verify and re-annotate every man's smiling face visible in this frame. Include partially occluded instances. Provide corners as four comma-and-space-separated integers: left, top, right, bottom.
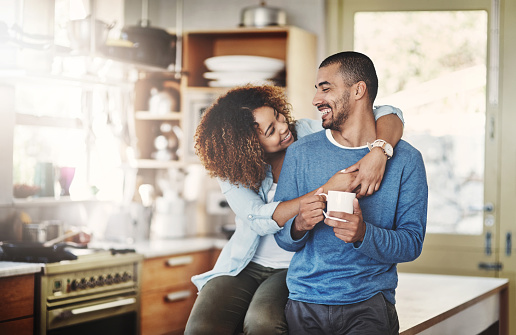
312, 63, 353, 131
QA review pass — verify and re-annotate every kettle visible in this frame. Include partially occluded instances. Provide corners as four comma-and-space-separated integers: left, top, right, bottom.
239, 1, 287, 27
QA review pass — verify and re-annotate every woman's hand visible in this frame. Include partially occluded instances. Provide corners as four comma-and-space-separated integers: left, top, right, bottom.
322, 170, 358, 193
292, 188, 326, 240
344, 149, 387, 198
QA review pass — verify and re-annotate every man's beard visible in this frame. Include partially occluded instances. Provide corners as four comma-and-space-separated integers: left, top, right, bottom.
323, 91, 350, 131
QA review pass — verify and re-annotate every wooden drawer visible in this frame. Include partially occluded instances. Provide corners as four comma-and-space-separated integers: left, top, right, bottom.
141, 282, 197, 335
0, 274, 34, 322
142, 250, 214, 291
140, 248, 221, 334
0, 317, 33, 335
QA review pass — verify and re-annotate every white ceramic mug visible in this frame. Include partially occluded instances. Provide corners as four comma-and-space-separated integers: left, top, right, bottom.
318, 191, 356, 222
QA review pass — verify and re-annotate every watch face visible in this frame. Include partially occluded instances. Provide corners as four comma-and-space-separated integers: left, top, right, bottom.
384, 143, 393, 156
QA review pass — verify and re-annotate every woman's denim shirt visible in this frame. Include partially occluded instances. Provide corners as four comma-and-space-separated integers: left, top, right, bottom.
191, 106, 404, 291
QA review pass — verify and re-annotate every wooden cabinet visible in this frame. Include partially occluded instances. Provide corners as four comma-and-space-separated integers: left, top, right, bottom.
182, 26, 317, 120
140, 249, 220, 335
0, 274, 35, 335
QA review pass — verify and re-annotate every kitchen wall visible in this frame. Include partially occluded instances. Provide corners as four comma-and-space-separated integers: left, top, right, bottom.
124, 0, 326, 62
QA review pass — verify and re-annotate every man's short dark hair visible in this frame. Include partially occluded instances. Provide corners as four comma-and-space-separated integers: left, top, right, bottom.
319, 51, 378, 104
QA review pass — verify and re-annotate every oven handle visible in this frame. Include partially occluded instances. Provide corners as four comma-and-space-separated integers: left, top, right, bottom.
71, 297, 136, 315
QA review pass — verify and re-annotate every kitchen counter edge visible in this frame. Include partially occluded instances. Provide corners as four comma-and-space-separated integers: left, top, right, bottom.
0, 261, 43, 278
0, 237, 227, 278
90, 236, 228, 259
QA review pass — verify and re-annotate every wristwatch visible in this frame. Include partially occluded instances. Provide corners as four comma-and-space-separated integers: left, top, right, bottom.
367, 139, 393, 159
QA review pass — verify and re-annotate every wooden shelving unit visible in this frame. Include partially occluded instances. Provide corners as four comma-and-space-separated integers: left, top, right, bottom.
182, 26, 317, 120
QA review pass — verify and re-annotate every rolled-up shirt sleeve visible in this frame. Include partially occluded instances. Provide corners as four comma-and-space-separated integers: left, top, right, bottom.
218, 179, 282, 236
373, 105, 405, 125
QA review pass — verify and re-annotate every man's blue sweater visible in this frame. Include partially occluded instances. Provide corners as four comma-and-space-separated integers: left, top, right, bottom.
274, 130, 428, 305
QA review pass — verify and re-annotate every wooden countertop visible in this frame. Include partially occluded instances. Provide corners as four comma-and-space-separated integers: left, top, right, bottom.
397, 272, 509, 334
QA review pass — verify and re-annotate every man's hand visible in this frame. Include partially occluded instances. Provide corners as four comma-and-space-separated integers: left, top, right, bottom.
343, 148, 387, 198
292, 187, 325, 240
324, 198, 366, 243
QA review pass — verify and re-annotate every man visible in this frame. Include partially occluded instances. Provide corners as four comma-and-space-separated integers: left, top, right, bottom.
274, 51, 428, 334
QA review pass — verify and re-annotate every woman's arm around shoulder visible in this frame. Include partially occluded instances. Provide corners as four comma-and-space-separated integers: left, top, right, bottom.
345, 105, 405, 197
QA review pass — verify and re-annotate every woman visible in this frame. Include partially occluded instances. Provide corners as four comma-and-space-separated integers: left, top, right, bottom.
185, 85, 404, 334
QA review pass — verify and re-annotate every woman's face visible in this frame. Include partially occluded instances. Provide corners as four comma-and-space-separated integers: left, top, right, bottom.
253, 106, 294, 154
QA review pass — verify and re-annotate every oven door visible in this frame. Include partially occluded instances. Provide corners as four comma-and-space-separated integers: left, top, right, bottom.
46, 295, 139, 335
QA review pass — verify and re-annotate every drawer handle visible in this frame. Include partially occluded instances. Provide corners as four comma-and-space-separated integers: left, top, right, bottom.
165, 290, 191, 302
166, 255, 193, 267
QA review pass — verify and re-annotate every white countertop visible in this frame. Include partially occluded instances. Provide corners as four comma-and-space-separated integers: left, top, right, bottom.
89, 236, 227, 259
397, 272, 509, 334
0, 261, 43, 278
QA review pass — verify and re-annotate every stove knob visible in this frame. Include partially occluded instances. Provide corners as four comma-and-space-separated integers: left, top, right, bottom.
122, 272, 131, 282
79, 278, 87, 289
96, 275, 105, 286
106, 274, 113, 285
113, 273, 121, 284
71, 279, 79, 291
88, 277, 96, 288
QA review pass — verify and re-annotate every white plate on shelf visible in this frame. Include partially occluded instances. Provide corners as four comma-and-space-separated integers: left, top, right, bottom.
203, 71, 279, 81
207, 79, 276, 87
204, 55, 285, 72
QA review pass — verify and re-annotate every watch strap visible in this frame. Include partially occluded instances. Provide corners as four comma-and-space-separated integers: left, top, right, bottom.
367, 139, 393, 159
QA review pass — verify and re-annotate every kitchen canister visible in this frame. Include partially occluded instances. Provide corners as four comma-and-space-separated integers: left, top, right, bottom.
34, 162, 55, 197
151, 192, 186, 239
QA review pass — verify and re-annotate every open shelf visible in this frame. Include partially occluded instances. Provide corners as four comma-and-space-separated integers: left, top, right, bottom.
135, 112, 182, 121
183, 28, 289, 88
129, 159, 182, 169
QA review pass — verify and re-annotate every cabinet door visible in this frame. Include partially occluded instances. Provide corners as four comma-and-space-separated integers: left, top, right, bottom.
0, 318, 33, 335
0, 275, 34, 322
141, 250, 218, 335
141, 282, 197, 335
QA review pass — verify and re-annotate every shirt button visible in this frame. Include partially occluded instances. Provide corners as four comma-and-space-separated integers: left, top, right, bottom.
248, 215, 253, 219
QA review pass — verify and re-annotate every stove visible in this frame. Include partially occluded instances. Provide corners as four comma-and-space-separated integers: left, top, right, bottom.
1, 244, 143, 335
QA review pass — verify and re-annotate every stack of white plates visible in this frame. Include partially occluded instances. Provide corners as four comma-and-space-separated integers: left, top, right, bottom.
203, 55, 285, 87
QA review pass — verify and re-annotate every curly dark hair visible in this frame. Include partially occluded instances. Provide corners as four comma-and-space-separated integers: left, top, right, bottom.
194, 84, 297, 192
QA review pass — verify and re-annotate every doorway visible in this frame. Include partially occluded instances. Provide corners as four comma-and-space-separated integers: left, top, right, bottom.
329, 0, 499, 277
